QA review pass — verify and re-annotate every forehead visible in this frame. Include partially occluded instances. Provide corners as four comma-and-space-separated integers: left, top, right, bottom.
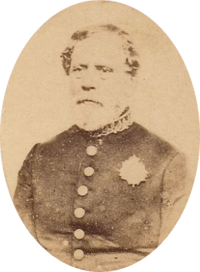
71, 33, 127, 66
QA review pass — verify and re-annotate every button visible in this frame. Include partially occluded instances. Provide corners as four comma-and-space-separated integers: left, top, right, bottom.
84, 167, 94, 177
74, 208, 85, 218
86, 146, 97, 156
77, 185, 88, 196
74, 229, 85, 239
73, 249, 84, 260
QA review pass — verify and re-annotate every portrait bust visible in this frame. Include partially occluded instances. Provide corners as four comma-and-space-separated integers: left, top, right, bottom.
1, 1, 199, 272
12, 23, 189, 271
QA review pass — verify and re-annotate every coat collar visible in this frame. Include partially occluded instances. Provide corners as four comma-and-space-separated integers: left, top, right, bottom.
76, 107, 133, 138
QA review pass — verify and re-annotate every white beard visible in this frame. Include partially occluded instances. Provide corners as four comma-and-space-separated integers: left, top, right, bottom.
71, 103, 122, 131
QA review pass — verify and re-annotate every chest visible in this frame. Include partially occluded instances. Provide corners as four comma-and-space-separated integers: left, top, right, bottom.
32, 140, 164, 234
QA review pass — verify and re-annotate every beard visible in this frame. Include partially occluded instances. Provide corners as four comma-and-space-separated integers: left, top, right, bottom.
70, 102, 122, 131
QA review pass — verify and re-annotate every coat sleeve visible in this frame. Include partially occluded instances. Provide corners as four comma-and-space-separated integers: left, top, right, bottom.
13, 144, 39, 239
159, 152, 190, 244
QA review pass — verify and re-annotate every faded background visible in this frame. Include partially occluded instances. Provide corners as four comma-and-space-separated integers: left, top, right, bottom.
1, 1, 199, 198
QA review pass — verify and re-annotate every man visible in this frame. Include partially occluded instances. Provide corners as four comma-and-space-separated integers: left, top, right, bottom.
14, 24, 188, 271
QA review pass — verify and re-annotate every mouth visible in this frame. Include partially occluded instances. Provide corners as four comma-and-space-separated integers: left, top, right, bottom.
77, 99, 103, 107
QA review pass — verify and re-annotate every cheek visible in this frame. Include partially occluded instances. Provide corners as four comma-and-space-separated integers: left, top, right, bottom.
69, 78, 81, 95
115, 75, 132, 97
106, 78, 123, 98
96, 80, 115, 102
103, 77, 130, 107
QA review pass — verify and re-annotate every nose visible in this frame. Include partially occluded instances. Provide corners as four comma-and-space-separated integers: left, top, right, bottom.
82, 86, 95, 92
80, 67, 96, 91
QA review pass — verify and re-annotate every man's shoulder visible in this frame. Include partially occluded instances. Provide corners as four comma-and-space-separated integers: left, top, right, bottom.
126, 122, 179, 162
33, 122, 179, 163
35, 125, 80, 154
47, 125, 78, 143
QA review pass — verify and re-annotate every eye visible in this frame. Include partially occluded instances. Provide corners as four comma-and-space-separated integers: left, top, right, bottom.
72, 67, 82, 72
96, 66, 113, 73
72, 65, 87, 73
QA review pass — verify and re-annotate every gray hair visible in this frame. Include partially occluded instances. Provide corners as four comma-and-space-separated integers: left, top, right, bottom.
60, 24, 140, 77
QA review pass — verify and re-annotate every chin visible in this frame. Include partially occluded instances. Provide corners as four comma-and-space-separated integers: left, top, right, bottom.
77, 121, 101, 132
72, 104, 117, 131
75, 113, 108, 131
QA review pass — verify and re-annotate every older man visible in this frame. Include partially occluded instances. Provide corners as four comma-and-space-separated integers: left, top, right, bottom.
14, 24, 187, 271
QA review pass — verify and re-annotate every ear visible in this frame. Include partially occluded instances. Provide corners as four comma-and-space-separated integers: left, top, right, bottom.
125, 76, 138, 98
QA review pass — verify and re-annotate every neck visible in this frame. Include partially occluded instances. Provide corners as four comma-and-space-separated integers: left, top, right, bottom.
78, 107, 133, 138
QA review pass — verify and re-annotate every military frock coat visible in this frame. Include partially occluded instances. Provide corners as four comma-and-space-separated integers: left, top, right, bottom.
14, 122, 188, 271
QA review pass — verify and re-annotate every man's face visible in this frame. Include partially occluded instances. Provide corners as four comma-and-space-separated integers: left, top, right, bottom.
69, 32, 134, 131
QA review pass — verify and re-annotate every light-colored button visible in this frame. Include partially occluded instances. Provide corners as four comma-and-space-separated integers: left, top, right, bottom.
77, 185, 88, 196
86, 146, 97, 156
84, 167, 94, 177
74, 208, 85, 218
74, 229, 85, 239
63, 240, 69, 246
73, 249, 84, 260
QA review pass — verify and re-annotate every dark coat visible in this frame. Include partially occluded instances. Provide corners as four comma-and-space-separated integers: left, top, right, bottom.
14, 123, 188, 270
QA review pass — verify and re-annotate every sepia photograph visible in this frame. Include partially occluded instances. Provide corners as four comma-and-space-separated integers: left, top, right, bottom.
0, 1, 199, 272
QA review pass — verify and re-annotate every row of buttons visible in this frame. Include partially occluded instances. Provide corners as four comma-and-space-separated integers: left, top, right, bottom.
73, 146, 97, 260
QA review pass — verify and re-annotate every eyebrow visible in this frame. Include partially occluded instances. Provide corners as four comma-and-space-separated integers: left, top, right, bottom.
72, 64, 88, 69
